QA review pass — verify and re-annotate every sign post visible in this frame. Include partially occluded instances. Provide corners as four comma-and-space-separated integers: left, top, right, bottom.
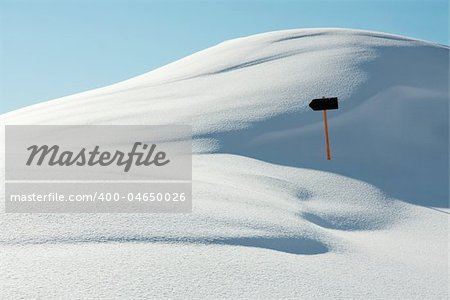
309, 97, 339, 160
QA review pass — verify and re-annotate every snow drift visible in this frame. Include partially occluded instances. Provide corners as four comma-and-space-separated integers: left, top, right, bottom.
0, 28, 448, 298
2, 28, 448, 206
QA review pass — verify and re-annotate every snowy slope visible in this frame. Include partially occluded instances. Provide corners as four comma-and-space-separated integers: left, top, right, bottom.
2, 28, 448, 206
0, 29, 448, 299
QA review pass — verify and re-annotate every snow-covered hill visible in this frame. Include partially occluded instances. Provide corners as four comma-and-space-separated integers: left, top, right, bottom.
1, 29, 448, 299
2, 28, 448, 206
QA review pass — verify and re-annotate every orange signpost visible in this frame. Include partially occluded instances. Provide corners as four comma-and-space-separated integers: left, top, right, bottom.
323, 110, 331, 160
309, 97, 339, 160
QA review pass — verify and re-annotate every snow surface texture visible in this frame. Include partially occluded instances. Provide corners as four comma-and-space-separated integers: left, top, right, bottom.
0, 28, 448, 299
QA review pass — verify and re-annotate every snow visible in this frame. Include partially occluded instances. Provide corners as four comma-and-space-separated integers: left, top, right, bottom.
0, 28, 448, 298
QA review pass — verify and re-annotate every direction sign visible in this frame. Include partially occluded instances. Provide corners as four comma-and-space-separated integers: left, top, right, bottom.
309, 97, 338, 111
309, 97, 339, 160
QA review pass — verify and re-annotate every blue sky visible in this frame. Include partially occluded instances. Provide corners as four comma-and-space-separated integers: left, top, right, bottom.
0, 0, 448, 113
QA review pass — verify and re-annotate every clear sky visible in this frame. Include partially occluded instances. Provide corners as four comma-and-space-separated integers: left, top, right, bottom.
0, 0, 448, 113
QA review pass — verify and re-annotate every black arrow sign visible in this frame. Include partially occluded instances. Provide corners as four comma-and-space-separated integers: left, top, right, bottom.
309, 97, 338, 111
